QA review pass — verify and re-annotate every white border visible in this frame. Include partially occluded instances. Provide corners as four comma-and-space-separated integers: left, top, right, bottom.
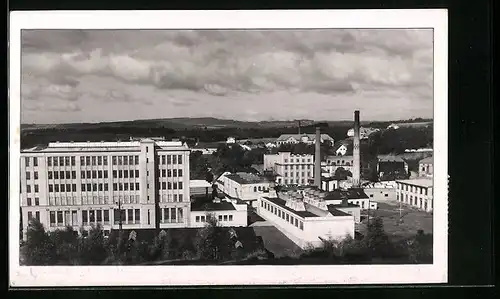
9, 9, 448, 286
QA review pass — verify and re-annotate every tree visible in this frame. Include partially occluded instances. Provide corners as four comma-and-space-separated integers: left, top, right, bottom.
81, 224, 107, 265
334, 167, 352, 180
22, 218, 56, 265
149, 229, 173, 261
407, 230, 433, 264
48, 226, 80, 265
194, 213, 226, 260
362, 217, 395, 259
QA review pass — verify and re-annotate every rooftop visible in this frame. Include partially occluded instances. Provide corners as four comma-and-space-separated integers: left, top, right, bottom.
190, 180, 212, 189
190, 199, 236, 212
396, 178, 434, 188
263, 197, 318, 218
419, 156, 434, 164
224, 172, 270, 185
326, 205, 353, 216
324, 188, 370, 201
378, 155, 406, 163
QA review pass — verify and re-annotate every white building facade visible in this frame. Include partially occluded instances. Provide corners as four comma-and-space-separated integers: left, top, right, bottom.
395, 178, 434, 212
20, 139, 191, 238
263, 152, 315, 186
275, 134, 334, 146
418, 156, 434, 177
257, 192, 354, 249
324, 155, 354, 175
189, 198, 248, 228
215, 172, 272, 206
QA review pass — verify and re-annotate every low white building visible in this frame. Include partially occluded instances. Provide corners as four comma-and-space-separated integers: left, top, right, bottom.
395, 178, 433, 212
190, 198, 248, 228
322, 188, 378, 210
215, 172, 273, 207
275, 134, 334, 146
257, 189, 355, 249
226, 137, 236, 144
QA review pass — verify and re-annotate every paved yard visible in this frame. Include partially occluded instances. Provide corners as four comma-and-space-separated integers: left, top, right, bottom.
252, 226, 303, 258
357, 201, 433, 240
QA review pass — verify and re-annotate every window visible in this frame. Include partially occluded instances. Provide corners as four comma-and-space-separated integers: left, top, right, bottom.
167, 170, 172, 177
171, 208, 176, 222
86, 170, 91, 179
119, 170, 123, 178
163, 208, 169, 223
66, 183, 71, 192
26, 172, 30, 180
179, 194, 183, 202
218, 215, 223, 221
129, 156, 133, 165
59, 171, 64, 179
254, 186, 257, 192
229, 215, 233, 221
135, 209, 140, 224
167, 182, 172, 190
147, 183, 149, 189
104, 183, 108, 191
72, 171, 76, 179
80, 171, 85, 179
223, 215, 228, 221
162, 182, 166, 190
178, 182, 183, 190
130, 170, 135, 178
127, 209, 133, 223
82, 184, 86, 192
286, 214, 289, 222
294, 218, 298, 227
119, 183, 123, 191
178, 208, 183, 222
98, 170, 102, 179
28, 211, 33, 220
113, 183, 117, 191
124, 171, 128, 178
65, 171, 70, 179
167, 155, 172, 164
178, 155, 182, 164
124, 156, 129, 165
162, 156, 165, 164
124, 183, 128, 191
130, 183, 134, 191
72, 184, 76, 192
104, 170, 108, 178
299, 221, 304, 230
49, 184, 53, 192
104, 210, 110, 223
34, 184, 39, 193
196, 216, 200, 222
103, 156, 108, 166
135, 170, 139, 177
61, 184, 66, 192
135, 183, 140, 190
50, 211, 56, 226
99, 183, 103, 191
27, 198, 32, 206
33, 157, 38, 167
135, 156, 139, 165
86, 183, 91, 191
173, 182, 178, 190
57, 211, 63, 225
48, 157, 52, 166
53, 157, 58, 166
70, 156, 75, 166
118, 156, 122, 165
113, 171, 117, 179
146, 158, 148, 163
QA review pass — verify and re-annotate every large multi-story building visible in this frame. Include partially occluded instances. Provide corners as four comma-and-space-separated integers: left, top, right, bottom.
263, 152, 315, 186
324, 155, 354, 175
395, 178, 434, 212
20, 139, 191, 237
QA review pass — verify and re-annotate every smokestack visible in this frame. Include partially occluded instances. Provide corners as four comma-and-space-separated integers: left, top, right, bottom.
314, 126, 322, 189
353, 110, 361, 187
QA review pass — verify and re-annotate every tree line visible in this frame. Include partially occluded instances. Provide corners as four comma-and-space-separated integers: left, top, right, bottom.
21, 215, 432, 266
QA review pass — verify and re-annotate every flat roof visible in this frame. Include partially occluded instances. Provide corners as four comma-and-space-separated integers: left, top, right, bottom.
326, 206, 352, 216
324, 188, 370, 201
190, 200, 236, 212
262, 197, 318, 218
224, 172, 269, 185
190, 180, 212, 188
396, 178, 434, 188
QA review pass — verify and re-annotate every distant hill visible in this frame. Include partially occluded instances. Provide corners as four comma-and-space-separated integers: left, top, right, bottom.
22, 117, 431, 132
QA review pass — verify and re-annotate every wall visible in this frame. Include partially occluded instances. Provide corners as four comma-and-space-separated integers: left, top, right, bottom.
395, 182, 433, 212
363, 187, 397, 202
335, 206, 361, 223
189, 208, 247, 228
325, 198, 377, 210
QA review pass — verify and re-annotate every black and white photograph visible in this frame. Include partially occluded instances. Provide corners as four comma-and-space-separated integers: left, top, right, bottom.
9, 10, 448, 286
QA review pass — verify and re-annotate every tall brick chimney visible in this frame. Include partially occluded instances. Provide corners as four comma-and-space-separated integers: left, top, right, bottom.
353, 110, 361, 187
314, 126, 322, 188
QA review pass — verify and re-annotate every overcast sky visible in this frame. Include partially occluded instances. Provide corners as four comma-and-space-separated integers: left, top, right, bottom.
21, 29, 433, 124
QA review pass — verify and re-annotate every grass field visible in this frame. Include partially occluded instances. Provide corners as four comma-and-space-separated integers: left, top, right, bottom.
357, 201, 433, 240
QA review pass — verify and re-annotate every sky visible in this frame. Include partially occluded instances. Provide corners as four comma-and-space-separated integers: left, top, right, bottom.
20, 29, 433, 124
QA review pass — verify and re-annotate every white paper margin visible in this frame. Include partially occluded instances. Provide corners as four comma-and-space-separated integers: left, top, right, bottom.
9, 9, 448, 287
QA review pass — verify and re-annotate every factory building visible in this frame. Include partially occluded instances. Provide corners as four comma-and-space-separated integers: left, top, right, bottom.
263, 152, 315, 186
215, 172, 273, 207
395, 178, 434, 212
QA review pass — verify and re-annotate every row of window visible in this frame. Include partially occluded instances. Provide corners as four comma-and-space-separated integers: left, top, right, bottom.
49, 210, 81, 227
283, 172, 312, 178
112, 209, 141, 225
48, 184, 77, 193
26, 197, 40, 206
397, 193, 431, 211
159, 169, 183, 178
160, 207, 184, 223
278, 178, 307, 185
159, 154, 183, 165
159, 181, 184, 190
24, 157, 39, 167
25, 184, 39, 193
27, 211, 41, 222
283, 158, 312, 163
252, 186, 269, 192
160, 194, 184, 203
25, 171, 39, 180
47, 194, 141, 206
283, 165, 312, 170
47, 156, 76, 167
261, 200, 304, 230
397, 183, 429, 196
48, 171, 77, 180
194, 214, 234, 223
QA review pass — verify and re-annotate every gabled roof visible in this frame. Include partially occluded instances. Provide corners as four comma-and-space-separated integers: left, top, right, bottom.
419, 156, 433, 164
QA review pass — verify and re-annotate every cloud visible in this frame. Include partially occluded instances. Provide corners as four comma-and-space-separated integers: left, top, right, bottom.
20, 29, 433, 123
